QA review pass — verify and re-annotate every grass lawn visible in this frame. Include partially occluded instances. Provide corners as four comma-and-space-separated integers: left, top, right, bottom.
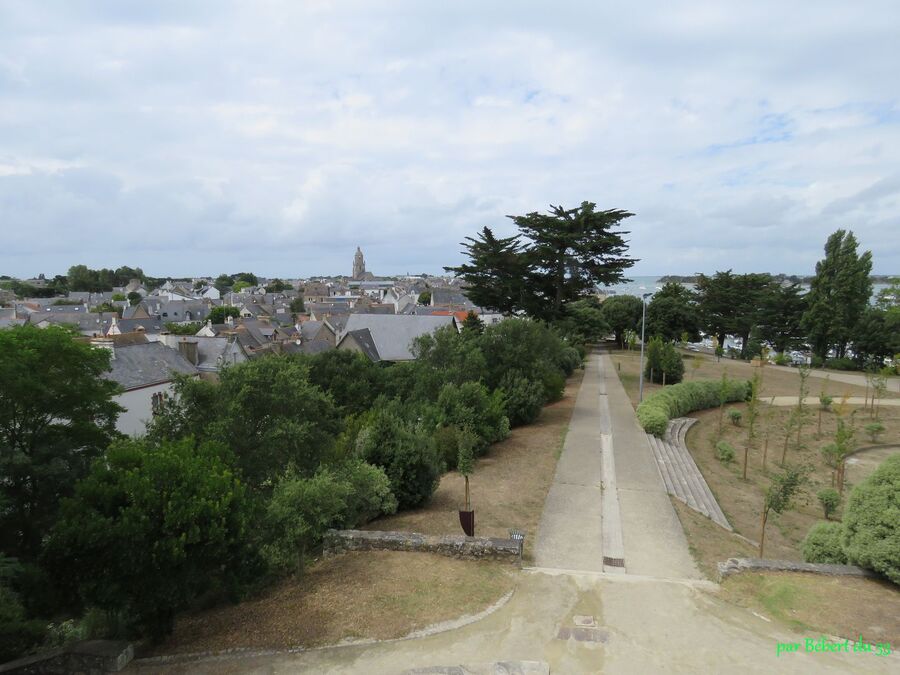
145, 551, 515, 656
717, 572, 900, 647
364, 368, 584, 561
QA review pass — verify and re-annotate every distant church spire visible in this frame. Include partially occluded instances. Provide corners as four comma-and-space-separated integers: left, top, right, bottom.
352, 246, 366, 279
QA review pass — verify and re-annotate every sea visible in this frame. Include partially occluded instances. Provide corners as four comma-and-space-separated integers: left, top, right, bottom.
598, 276, 891, 300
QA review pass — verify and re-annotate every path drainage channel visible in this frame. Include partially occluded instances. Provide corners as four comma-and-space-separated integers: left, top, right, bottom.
556, 626, 608, 643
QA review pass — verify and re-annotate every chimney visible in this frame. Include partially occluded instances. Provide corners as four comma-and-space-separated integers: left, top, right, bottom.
177, 338, 199, 366
225, 314, 234, 327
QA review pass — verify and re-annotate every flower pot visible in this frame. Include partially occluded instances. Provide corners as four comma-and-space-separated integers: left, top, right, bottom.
458, 509, 475, 537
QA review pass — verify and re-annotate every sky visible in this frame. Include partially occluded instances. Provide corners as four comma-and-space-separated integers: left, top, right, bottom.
1, 1, 899, 279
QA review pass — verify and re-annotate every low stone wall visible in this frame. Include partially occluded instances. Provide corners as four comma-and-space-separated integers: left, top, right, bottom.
0, 640, 133, 674
324, 529, 522, 564
717, 557, 878, 582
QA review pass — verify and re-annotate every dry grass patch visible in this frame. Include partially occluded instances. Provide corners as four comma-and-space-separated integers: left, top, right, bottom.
146, 551, 515, 656
364, 369, 584, 561
718, 572, 900, 646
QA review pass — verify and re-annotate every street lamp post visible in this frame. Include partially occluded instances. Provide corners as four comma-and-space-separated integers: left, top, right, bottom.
638, 292, 652, 402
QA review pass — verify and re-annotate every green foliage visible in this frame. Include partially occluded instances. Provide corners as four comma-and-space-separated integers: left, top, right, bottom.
802, 522, 848, 564
262, 469, 349, 574
354, 410, 443, 510
164, 322, 202, 335
774, 353, 791, 366
67, 264, 147, 293
498, 373, 546, 426
148, 357, 341, 488
695, 270, 778, 359
208, 305, 240, 324
417, 290, 432, 305
864, 422, 885, 443
446, 202, 636, 320
127, 291, 142, 306
461, 311, 485, 335
0, 325, 122, 558
636, 378, 750, 437
555, 297, 609, 344
817, 488, 841, 519
232, 280, 251, 292
90, 302, 120, 315
646, 283, 700, 343
824, 357, 858, 371
764, 465, 808, 516
43, 438, 258, 642
715, 441, 735, 464
852, 307, 900, 366
332, 460, 397, 527
601, 295, 643, 348
264, 278, 288, 293
842, 454, 900, 583
435, 382, 509, 455
643, 336, 684, 384
819, 394, 833, 410
303, 350, 383, 417
728, 408, 743, 426
111, 293, 126, 302
290, 297, 306, 315
0, 556, 46, 662
802, 230, 873, 360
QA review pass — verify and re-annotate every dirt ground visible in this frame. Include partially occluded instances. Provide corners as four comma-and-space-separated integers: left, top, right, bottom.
609, 348, 897, 404
717, 572, 900, 647
365, 369, 584, 561
145, 551, 515, 656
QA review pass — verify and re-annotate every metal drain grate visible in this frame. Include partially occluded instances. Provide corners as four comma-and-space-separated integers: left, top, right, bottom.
603, 556, 625, 567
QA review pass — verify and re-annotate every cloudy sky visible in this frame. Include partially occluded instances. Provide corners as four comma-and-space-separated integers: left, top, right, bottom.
1, 1, 898, 279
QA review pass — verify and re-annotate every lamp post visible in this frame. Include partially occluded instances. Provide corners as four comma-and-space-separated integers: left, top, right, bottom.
638, 292, 653, 403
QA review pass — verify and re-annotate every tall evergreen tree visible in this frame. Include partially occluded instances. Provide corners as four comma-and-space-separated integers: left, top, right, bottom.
757, 283, 807, 354
445, 227, 528, 315
802, 230, 873, 359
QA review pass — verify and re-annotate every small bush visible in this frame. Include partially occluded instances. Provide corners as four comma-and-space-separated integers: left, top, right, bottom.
728, 409, 743, 426
864, 422, 885, 443
774, 353, 791, 366
802, 521, 848, 564
824, 357, 858, 371
715, 441, 735, 464
817, 488, 841, 519
819, 394, 833, 410
810, 355, 824, 368
644, 336, 685, 384
842, 454, 900, 583
332, 459, 398, 528
0, 586, 46, 663
636, 378, 750, 437
436, 382, 509, 455
499, 373, 546, 427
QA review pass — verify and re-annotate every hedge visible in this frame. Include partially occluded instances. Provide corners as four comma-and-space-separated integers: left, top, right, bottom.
636, 378, 751, 437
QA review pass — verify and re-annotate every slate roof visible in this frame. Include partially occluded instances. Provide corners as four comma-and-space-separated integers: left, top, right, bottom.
342, 328, 380, 362
113, 317, 167, 334
340, 314, 456, 361
104, 342, 198, 390
299, 320, 323, 342
30, 311, 116, 334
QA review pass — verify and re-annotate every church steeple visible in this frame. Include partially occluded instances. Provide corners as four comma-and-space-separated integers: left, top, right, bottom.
352, 246, 366, 279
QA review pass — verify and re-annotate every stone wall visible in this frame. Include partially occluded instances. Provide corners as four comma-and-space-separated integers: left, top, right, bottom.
717, 557, 878, 582
324, 529, 522, 564
0, 640, 133, 674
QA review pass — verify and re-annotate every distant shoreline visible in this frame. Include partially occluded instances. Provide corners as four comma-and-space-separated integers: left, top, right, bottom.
656, 274, 896, 284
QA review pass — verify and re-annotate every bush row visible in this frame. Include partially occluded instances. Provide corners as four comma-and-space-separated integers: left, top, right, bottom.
636, 378, 751, 437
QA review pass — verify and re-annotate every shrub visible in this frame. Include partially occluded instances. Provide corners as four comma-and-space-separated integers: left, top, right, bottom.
842, 454, 900, 583
810, 355, 824, 368
644, 336, 684, 384
817, 488, 841, 519
715, 441, 735, 464
499, 373, 546, 427
332, 459, 398, 528
355, 410, 443, 510
802, 521, 848, 564
824, 357, 858, 371
636, 378, 750, 437
0, 560, 46, 662
728, 409, 742, 426
819, 394, 833, 410
864, 422, 885, 443
435, 382, 509, 455
774, 353, 791, 366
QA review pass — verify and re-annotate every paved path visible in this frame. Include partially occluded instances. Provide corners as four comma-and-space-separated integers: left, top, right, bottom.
133, 353, 897, 674
764, 363, 900, 394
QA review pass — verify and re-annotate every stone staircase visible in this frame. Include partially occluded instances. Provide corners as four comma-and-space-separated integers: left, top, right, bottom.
646, 418, 732, 531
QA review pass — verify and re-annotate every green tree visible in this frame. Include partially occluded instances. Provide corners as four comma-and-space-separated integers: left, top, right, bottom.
456, 428, 477, 511
511, 202, 636, 319
875, 277, 900, 311
757, 283, 807, 354
695, 271, 775, 359
111, 292, 126, 302
417, 290, 432, 305
444, 227, 528, 315
127, 291, 142, 306
232, 280, 251, 293
265, 279, 288, 293
43, 438, 257, 642
841, 454, 900, 583
303, 350, 383, 417
645, 283, 699, 342
461, 311, 485, 335
643, 336, 684, 384
290, 297, 306, 316
208, 305, 240, 324
556, 297, 609, 343
148, 358, 340, 488
0, 326, 122, 558
164, 322, 202, 336
601, 295, 643, 349
802, 230, 873, 359
759, 464, 808, 557
852, 307, 900, 367
214, 274, 233, 293
435, 382, 509, 455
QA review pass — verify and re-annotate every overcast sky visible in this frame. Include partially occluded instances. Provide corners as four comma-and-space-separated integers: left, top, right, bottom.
1, 1, 898, 279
